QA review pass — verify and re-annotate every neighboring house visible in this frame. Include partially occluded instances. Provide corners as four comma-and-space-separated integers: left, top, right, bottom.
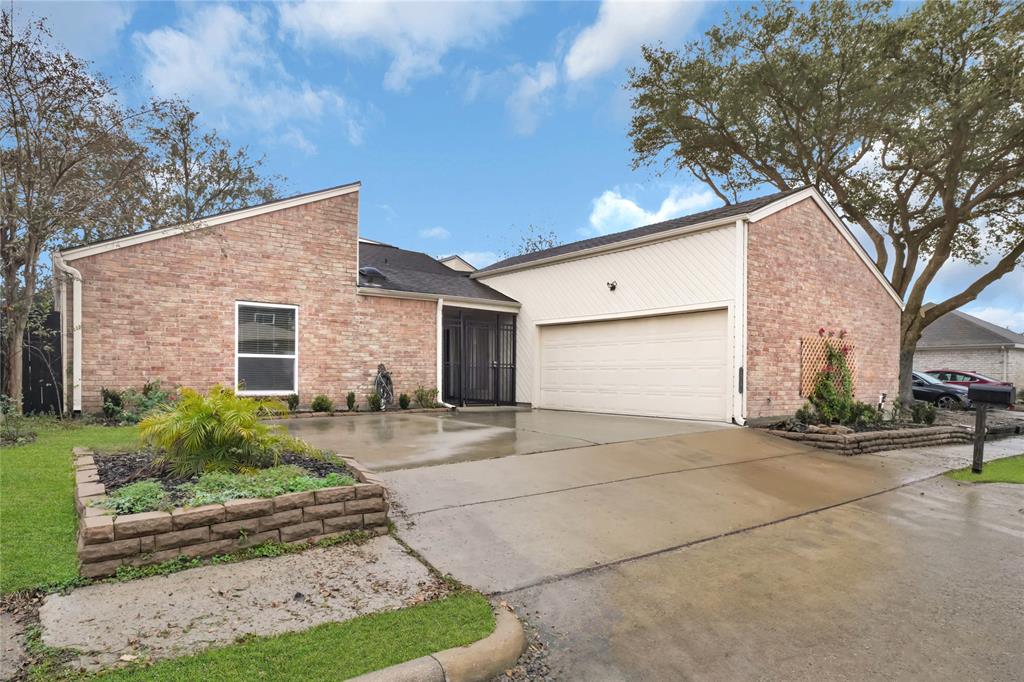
52, 183, 902, 422
436, 255, 478, 273
913, 307, 1024, 387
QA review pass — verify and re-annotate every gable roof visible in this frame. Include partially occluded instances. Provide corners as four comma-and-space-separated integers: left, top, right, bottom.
359, 242, 516, 304
919, 306, 1024, 349
438, 254, 477, 272
473, 185, 904, 309
59, 182, 361, 261
476, 187, 806, 275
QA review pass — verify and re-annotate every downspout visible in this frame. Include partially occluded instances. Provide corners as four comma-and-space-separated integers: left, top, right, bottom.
732, 218, 748, 426
436, 297, 455, 409
52, 253, 83, 415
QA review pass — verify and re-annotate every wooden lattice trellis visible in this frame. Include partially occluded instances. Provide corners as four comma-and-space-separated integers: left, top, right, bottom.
800, 336, 858, 397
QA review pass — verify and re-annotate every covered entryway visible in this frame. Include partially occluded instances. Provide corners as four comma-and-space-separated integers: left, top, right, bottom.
538, 309, 729, 420
441, 307, 516, 406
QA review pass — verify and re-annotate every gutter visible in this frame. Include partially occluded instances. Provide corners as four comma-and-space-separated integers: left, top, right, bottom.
356, 286, 520, 311
435, 297, 455, 409
52, 252, 83, 414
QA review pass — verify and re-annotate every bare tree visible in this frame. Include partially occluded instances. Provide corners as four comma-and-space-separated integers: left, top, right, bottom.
627, 0, 1023, 404
503, 224, 562, 258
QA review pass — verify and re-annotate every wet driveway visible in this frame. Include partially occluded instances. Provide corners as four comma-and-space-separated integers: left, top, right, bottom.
285, 407, 730, 471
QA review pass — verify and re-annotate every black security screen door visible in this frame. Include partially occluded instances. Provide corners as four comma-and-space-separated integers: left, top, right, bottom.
442, 307, 516, 405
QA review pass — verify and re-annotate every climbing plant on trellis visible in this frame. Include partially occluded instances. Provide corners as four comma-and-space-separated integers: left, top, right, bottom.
800, 334, 858, 397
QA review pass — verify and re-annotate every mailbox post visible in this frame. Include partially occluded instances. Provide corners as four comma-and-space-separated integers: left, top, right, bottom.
966, 384, 1017, 473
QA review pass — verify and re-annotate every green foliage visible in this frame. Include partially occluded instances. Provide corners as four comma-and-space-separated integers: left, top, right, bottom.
911, 400, 937, 425
794, 337, 881, 427
947, 454, 1023, 484
414, 385, 439, 409
398, 393, 410, 410
311, 394, 333, 413
139, 385, 300, 475
0, 395, 36, 445
178, 466, 355, 507
100, 381, 173, 423
346, 391, 357, 411
367, 392, 382, 412
286, 394, 300, 412
101, 480, 170, 514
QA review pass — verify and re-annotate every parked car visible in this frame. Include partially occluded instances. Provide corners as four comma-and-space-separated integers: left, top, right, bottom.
912, 371, 971, 410
924, 369, 1012, 388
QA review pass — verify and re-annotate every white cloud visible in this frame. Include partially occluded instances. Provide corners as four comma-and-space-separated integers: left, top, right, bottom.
134, 4, 360, 139
419, 226, 451, 240
564, 0, 704, 82
506, 62, 559, 136
281, 128, 317, 156
18, 1, 133, 58
457, 251, 499, 268
278, 1, 525, 91
586, 186, 718, 235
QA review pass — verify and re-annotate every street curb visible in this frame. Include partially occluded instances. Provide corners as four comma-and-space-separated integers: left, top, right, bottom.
350, 606, 526, 682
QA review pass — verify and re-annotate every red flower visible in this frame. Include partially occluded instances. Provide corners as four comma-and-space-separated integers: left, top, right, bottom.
841, 345, 850, 355
818, 327, 826, 337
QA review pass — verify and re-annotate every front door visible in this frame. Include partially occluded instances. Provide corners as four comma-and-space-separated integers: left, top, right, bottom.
442, 307, 516, 405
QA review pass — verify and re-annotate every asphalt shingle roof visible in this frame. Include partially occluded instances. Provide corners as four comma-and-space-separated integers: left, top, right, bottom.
476, 187, 808, 274
918, 307, 1024, 348
358, 242, 517, 303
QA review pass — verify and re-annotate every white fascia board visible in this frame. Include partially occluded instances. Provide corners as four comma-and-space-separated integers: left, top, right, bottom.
917, 343, 1024, 351
60, 183, 361, 261
747, 187, 905, 309
472, 216, 739, 279
356, 287, 520, 311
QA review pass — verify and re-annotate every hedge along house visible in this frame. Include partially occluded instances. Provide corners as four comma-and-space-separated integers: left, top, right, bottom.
53, 182, 902, 423
472, 186, 905, 423
52, 182, 519, 414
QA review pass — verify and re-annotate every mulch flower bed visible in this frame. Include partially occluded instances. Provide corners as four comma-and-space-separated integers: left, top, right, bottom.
94, 450, 354, 505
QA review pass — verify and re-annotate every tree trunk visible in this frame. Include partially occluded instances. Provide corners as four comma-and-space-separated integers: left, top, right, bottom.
4, 318, 26, 413
898, 307, 925, 409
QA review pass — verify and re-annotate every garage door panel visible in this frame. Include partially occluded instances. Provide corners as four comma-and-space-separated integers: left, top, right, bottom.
539, 310, 729, 421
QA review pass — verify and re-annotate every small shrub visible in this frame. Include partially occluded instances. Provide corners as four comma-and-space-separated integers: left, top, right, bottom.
0, 395, 36, 445
399, 393, 410, 410
367, 392, 382, 412
178, 465, 356, 507
100, 381, 173, 423
794, 402, 817, 424
139, 385, 300, 475
911, 401, 937, 425
311, 394, 333, 413
101, 480, 170, 514
286, 394, 300, 412
414, 385, 439, 409
346, 391, 356, 411
100, 387, 123, 419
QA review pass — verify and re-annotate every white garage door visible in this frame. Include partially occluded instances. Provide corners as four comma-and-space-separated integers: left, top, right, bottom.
538, 309, 729, 421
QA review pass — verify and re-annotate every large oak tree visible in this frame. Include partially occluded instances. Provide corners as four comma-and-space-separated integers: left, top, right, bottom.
627, 0, 1023, 404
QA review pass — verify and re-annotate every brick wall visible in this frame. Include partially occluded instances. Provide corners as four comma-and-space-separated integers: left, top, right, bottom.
914, 347, 1024, 387
746, 198, 901, 419
67, 191, 437, 412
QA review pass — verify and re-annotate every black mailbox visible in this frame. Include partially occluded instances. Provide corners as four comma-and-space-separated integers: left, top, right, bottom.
967, 383, 1016, 405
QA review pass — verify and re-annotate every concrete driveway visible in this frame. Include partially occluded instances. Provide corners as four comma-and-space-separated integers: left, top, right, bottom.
299, 408, 1024, 679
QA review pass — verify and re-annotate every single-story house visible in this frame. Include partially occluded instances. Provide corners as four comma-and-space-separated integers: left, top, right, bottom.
913, 307, 1024, 387
53, 182, 903, 422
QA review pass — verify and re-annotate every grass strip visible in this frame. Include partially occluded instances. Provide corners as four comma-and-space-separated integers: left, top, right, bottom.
946, 453, 1023, 484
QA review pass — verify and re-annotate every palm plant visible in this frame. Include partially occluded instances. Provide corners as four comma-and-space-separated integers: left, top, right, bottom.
140, 385, 292, 475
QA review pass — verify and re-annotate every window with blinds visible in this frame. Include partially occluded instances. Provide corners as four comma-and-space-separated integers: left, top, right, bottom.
236, 302, 297, 393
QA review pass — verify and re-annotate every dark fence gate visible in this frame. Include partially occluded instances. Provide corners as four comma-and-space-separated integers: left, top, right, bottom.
442, 307, 516, 406
1, 310, 63, 414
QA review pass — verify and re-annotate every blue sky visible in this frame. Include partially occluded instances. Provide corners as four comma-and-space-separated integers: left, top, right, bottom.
18, 0, 1023, 330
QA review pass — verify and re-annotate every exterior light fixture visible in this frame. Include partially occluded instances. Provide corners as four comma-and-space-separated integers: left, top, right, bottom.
607, 281, 617, 291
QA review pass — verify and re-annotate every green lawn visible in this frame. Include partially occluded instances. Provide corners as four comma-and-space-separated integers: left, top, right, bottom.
92, 592, 494, 681
946, 453, 1024, 484
1, 420, 138, 593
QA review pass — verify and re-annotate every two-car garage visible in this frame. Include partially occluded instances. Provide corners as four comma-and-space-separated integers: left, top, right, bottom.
537, 310, 730, 421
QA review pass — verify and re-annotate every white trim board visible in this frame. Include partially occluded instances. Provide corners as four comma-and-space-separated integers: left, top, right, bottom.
234, 300, 299, 396
60, 182, 361, 261
357, 286, 520, 312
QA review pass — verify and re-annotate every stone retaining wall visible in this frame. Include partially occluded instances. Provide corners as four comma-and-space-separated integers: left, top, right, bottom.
73, 448, 389, 578
770, 425, 973, 455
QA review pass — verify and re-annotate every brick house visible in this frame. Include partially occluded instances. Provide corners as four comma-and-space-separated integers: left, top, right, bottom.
53, 183, 902, 422
913, 307, 1024, 388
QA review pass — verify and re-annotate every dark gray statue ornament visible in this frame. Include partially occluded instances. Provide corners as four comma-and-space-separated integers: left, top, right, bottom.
375, 364, 394, 410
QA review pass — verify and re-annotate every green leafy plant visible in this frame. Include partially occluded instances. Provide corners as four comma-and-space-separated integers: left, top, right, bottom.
100, 381, 173, 423
794, 332, 881, 427
311, 394, 333, 413
100, 387, 123, 419
286, 394, 300, 412
414, 385, 439, 409
177, 465, 355, 507
398, 393, 410, 410
367, 392, 382, 412
0, 395, 36, 445
346, 391, 356, 411
101, 480, 170, 514
911, 401, 937, 425
139, 385, 300, 475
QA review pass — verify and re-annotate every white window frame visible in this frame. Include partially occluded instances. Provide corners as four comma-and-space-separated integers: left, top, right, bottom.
234, 300, 299, 396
